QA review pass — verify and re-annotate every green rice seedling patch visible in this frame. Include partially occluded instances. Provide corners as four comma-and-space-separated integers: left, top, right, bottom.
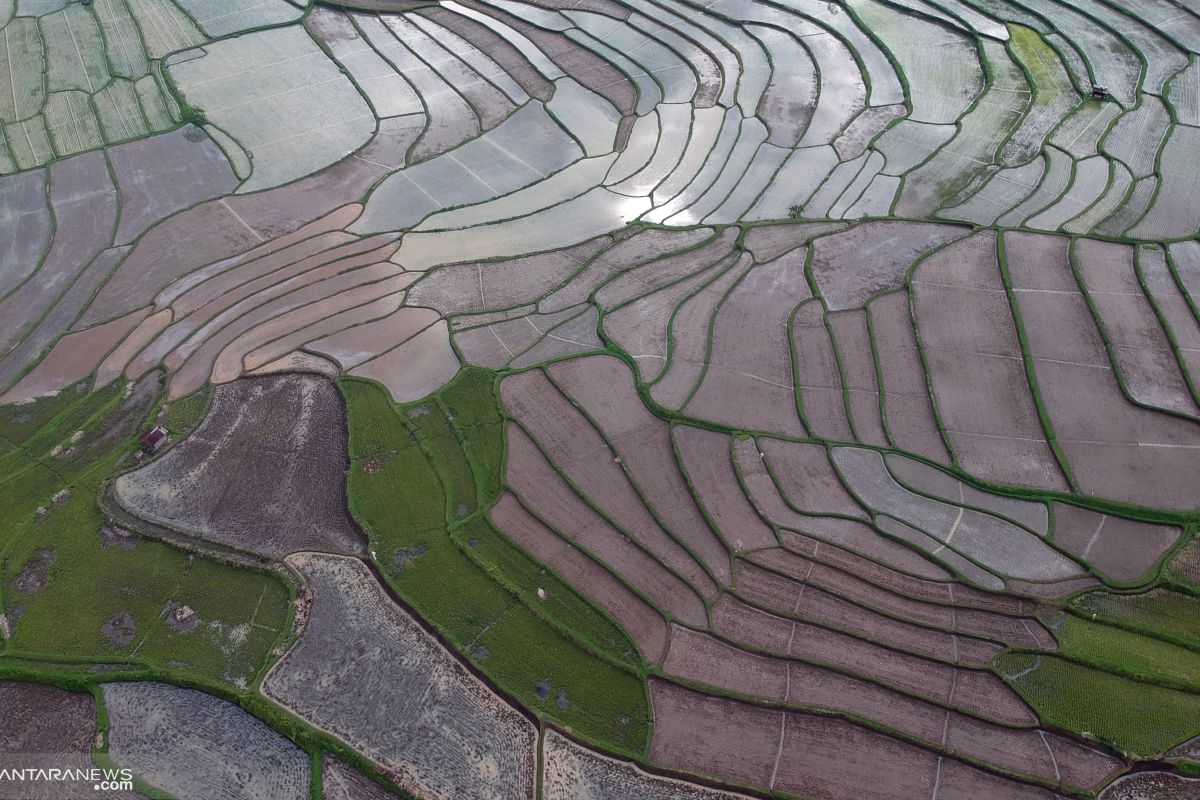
995, 652, 1200, 756
1049, 612, 1200, 692
1008, 25, 1070, 97
1070, 588, 1200, 651
158, 386, 213, 440
472, 602, 649, 752
408, 401, 477, 522
438, 367, 505, 505
452, 514, 641, 668
0, 382, 94, 448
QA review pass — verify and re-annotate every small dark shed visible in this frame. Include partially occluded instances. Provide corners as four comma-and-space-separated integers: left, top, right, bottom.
139, 426, 168, 453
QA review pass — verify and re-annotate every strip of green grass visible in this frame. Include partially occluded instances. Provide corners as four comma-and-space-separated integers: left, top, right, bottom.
453, 515, 643, 667
339, 374, 649, 755
157, 385, 213, 438
995, 652, 1200, 756
407, 398, 478, 522
1071, 588, 1200, 651
0, 378, 290, 688
438, 367, 505, 503
1008, 24, 1074, 102
1049, 611, 1200, 692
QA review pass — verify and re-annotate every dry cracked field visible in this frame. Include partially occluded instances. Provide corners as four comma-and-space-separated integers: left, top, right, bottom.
2, 0, 1200, 798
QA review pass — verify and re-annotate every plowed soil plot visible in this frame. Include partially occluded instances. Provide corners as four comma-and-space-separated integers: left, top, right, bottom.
1074, 240, 1198, 417
500, 369, 718, 603
777, 530, 1034, 616
830, 446, 1083, 583
647, 680, 1060, 800
542, 729, 754, 800
706, 597, 1031, 726
408, 238, 607, 315
885, 453, 1049, 534
0, 682, 139, 800
733, 559, 997, 664
1051, 503, 1181, 582
547, 355, 732, 584
108, 125, 239, 245
502, 422, 709, 628
1, 309, 149, 404
113, 374, 363, 558
910, 231, 1067, 491
742, 222, 847, 263
490, 492, 669, 665
748, 546, 1055, 649
809, 221, 968, 310
0, 170, 51, 298
684, 251, 809, 437
671, 425, 778, 551
262, 553, 537, 800
104, 682, 309, 800
1004, 231, 1200, 509
865, 291, 951, 465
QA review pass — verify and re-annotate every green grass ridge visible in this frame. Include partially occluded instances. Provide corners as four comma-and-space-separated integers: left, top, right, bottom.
339, 370, 650, 755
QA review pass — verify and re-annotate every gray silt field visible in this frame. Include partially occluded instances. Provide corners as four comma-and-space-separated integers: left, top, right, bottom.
103, 681, 310, 800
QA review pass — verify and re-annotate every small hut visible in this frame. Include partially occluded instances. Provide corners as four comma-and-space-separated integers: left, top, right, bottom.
139, 426, 168, 454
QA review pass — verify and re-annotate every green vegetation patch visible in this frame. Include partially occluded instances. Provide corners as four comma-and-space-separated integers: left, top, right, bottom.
1048, 611, 1200, 692
1168, 538, 1200, 591
438, 368, 505, 505
995, 652, 1200, 756
0, 381, 91, 444
0, 377, 290, 689
1071, 588, 1200, 651
340, 373, 650, 755
1007, 25, 1069, 95
453, 515, 641, 664
157, 386, 214, 440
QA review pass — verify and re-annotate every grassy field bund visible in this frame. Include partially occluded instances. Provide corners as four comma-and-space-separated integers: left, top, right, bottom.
340, 370, 651, 755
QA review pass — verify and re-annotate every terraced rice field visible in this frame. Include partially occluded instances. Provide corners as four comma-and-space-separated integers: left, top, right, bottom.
2, 0, 1200, 798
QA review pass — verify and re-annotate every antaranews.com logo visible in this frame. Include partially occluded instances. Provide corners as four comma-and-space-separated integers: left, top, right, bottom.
0, 767, 134, 795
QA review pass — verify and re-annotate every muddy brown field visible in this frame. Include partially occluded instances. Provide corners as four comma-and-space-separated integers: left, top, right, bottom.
113, 374, 364, 558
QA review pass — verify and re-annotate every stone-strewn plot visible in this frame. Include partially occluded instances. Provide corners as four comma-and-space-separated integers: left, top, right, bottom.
542, 729, 755, 800
113, 375, 364, 558
262, 553, 537, 800
1098, 771, 1200, 799
103, 681, 309, 800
